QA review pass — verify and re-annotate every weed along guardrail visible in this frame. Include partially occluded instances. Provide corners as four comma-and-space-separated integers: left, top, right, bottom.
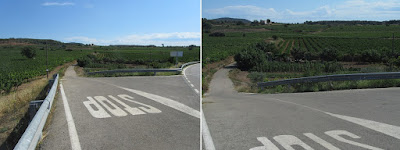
257, 72, 400, 88
86, 61, 200, 76
14, 74, 59, 150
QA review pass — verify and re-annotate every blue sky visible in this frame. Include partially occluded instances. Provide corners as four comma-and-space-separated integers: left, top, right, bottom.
0, 0, 200, 46
203, 0, 400, 23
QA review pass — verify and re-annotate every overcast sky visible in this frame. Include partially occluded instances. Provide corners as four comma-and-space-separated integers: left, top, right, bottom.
203, 0, 400, 23
0, 0, 200, 46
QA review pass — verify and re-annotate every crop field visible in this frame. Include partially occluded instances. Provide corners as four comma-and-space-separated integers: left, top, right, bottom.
203, 24, 400, 64
0, 45, 92, 93
202, 20, 400, 92
0, 40, 199, 93
79, 46, 200, 70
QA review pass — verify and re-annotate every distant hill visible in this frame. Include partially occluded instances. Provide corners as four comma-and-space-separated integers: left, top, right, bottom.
211, 17, 251, 24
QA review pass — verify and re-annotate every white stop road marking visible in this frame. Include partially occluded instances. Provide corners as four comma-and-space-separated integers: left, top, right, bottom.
250, 130, 383, 150
83, 94, 162, 118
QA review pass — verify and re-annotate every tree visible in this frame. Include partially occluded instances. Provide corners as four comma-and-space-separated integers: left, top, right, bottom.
20, 46, 36, 59
320, 47, 339, 61
236, 21, 245, 25
272, 35, 278, 40
202, 18, 212, 33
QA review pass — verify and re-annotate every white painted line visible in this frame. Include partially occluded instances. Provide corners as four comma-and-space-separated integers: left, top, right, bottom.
202, 111, 216, 150
118, 86, 200, 118
273, 135, 314, 150
304, 133, 340, 150
194, 89, 199, 94
60, 83, 82, 150
325, 130, 383, 150
325, 112, 400, 140
249, 137, 279, 150
271, 98, 400, 141
190, 84, 195, 88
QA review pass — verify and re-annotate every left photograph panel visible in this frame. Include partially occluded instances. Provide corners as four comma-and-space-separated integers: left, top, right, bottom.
0, 0, 200, 149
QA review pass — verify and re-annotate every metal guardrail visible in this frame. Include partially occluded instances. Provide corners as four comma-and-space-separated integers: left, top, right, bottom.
257, 72, 400, 87
14, 74, 59, 150
180, 61, 200, 70
87, 61, 200, 75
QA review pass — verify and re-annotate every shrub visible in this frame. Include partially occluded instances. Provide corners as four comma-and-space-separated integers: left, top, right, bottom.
20, 46, 36, 59
77, 56, 92, 67
361, 49, 381, 62
320, 47, 338, 61
272, 35, 278, 40
248, 72, 266, 83
209, 32, 225, 37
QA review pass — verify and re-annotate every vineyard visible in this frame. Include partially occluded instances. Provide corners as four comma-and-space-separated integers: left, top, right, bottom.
0, 39, 199, 93
79, 46, 200, 70
0, 44, 92, 93
203, 23, 400, 65
202, 19, 400, 92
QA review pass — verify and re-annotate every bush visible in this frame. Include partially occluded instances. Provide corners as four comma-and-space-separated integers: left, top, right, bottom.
248, 72, 266, 83
320, 47, 338, 61
77, 56, 92, 67
361, 49, 381, 63
272, 35, 278, 40
20, 46, 36, 59
209, 32, 225, 37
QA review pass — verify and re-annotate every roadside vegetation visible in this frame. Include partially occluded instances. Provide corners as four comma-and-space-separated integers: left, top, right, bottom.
202, 18, 400, 94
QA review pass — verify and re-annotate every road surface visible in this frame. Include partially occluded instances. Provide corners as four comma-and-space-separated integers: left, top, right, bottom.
40, 64, 200, 150
203, 66, 400, 150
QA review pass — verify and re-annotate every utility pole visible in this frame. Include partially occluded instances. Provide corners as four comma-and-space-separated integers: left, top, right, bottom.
393, 33, 395, 56
46, 42, 49, 79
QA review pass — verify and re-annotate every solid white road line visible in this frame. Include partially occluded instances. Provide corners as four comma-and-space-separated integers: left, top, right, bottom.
270, 98, 400, 141
202, 111, 216, 150
60, 83, 82, 150
325, 112, 400, 140
118, 86, 200, 118
304, 133, 340, 150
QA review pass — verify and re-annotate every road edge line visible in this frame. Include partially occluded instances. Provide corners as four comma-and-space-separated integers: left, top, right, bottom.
202, 110, 216, 150
60, 83, 82, 150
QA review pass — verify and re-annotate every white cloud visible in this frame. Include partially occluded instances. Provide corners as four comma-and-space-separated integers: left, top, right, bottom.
205, 5, 279, 20
64, 32, 200, 46
204, 0, 400, 22
42, 2, 75, 6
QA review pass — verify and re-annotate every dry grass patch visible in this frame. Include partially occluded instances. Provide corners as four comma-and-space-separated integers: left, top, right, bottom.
228, 69, 258, 93
0, 61, 73, 149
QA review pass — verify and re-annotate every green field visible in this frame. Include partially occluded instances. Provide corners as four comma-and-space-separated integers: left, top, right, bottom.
202, 19, 400, 92
0, 39, 199, 93
203, 24, 400, 64
80, 46, 199, 70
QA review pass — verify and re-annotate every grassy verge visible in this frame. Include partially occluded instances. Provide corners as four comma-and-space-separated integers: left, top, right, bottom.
202, 56, 235, 94
259, 79, 400, 94
0, 62, 72, 149
229, 68, 400, 94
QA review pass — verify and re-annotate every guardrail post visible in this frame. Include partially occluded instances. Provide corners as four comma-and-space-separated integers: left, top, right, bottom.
28, 100, 44, 123
154, 71, 156, 76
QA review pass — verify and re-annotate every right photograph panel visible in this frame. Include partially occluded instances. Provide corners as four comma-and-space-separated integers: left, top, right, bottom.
201, 0, 400, 149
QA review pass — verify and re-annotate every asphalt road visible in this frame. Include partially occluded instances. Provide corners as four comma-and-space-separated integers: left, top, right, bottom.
183, 63, 201, 95
203, 67, 400, 150
40, 64, 200, 150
